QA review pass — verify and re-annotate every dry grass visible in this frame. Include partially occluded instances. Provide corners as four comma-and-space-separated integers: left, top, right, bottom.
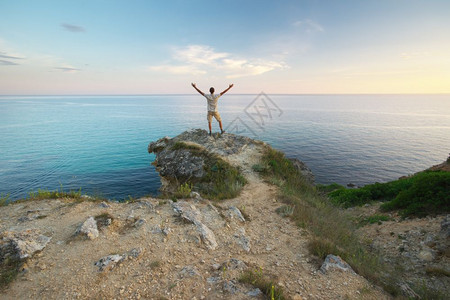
259, 147, 405, 297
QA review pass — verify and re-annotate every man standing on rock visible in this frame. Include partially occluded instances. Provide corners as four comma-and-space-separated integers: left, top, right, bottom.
191, 83, 234, 136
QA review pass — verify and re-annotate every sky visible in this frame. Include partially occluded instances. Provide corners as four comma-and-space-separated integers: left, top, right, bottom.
1, 0, 449, 95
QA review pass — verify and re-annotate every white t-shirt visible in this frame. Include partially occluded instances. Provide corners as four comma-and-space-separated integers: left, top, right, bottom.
204, 94, 221, 112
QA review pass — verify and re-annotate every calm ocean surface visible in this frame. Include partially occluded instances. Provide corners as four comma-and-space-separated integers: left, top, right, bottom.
1, 94, 449, 201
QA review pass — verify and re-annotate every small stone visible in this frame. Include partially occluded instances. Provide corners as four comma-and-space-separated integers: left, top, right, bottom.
133, 218, 146, 229
180, 266, 200, 278
95, 254, 123, 272
417, 249, 434, 262
190, 191, 201, 199
247, 288, 262, 297
77, 217, 99, 240
228, 206, 246, 222
319, 255, 355, 274
99, 201, 110, 208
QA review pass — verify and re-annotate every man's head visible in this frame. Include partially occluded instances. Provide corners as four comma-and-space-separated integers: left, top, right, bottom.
209, 87, 215, 94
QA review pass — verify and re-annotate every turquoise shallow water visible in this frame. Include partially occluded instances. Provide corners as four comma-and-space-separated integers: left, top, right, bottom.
1, 94, 449, 201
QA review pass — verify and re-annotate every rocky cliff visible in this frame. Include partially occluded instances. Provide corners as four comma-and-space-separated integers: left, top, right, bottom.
0, 129, 389, 299
148, 129, 315, 197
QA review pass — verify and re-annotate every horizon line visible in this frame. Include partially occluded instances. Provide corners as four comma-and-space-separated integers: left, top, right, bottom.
1, 92, 449, 97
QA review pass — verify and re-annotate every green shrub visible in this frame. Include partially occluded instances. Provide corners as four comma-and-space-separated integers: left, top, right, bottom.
27, 185, 82, 201
316, 183, 345, 194
175, 182, 192, 198
380, 171, 450, 217
327, 171, 450, 217
359, 215, 390, 226
0, 193, 10, 207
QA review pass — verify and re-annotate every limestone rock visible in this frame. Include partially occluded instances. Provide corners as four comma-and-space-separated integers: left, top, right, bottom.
223, 280, 239, 294
228, 206, 246, 222
320, 254, 355, 274
197, 222, 218, 250
1, 229, 51, 259
133, 218, 146, 229
234, 228, 251, 252
95, 254, 123, 272
173, 201, 202, 224
179, 265, 200, 278
247, 288, 262, 297
172, 201, 218, 250
77, 216, 99, 240
222, 258, 247, 271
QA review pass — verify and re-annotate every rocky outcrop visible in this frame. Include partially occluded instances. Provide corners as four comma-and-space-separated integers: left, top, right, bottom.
148, 129, 260, 194
148, 129, 315, 198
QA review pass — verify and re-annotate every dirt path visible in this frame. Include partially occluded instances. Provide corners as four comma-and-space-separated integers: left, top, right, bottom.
1, 142, 390, 299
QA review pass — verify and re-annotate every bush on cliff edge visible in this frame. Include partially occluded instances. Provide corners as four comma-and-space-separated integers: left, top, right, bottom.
326, 171, 450, 217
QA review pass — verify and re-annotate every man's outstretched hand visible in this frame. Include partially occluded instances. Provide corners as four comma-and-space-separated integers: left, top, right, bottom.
229, 84, 234, 88
191, 83, 196, 87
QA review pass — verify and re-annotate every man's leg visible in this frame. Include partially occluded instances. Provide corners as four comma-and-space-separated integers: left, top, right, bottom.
219, 120, 225, 134
208, 122, 212, 136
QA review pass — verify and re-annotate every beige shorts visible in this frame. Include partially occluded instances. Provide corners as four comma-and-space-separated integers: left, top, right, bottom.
207, 111, 222, 122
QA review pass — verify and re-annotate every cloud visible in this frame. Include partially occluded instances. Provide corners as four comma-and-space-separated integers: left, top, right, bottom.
55, 65, 80, 73
149, 45, 286, 78
0, 51, 25, 66
0, 53, 25, 60
293, 19, 324, 34
0, 59, 19, 65
61, 23, 86, 33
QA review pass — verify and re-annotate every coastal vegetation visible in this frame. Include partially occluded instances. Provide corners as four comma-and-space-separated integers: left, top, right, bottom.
323, 171, 450, 217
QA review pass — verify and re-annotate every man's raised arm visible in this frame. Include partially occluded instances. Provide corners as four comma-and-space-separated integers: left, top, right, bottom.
191, 83, 205, 96
220, 84, 234, 96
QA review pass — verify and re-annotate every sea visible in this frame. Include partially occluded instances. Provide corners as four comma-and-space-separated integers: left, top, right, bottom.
1, 94, 449, 201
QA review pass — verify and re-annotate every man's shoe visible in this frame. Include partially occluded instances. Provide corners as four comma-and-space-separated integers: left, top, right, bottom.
221, 130, 225, 134
209, 132, 212, 136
